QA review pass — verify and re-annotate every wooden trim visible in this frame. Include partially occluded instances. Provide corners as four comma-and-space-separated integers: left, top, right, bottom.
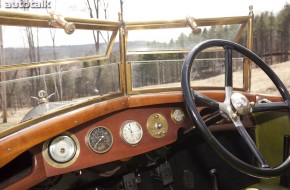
3, 147, 47, 190
0, 97, 129, 168
44, 106, 187, 176
0, 91, 283, 168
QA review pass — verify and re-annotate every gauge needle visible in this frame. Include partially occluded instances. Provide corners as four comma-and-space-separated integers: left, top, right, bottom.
95, 136, 104, 147
128, 125, 133, 133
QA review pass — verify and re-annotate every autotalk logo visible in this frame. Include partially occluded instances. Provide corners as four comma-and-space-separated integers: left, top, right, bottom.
4, 0, 51, 9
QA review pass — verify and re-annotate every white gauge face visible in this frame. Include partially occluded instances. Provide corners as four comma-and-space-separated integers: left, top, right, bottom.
48, 135, 77, 163
120, 120, 143, 145
171, 108, 185, 124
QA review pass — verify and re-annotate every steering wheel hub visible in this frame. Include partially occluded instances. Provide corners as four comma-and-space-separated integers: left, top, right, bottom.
230, 93, 252, 115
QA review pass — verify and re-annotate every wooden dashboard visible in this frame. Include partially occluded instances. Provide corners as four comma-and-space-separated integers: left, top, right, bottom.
43, 105, 192, 176
0, 91, 283, 189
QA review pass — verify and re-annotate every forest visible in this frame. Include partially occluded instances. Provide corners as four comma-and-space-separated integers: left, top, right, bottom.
252, 3, 290, 63
0, 3, 290, 125
132, 3, 290, 88
139, 3, 290, 64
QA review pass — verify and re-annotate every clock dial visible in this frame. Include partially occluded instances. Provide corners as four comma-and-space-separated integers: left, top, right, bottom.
120, 120, 143, 145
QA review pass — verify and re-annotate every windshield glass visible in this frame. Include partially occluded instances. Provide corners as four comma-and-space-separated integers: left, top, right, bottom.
0, 5, 252, 136
0, 10, 121, 133
127, 23, 247, 92
127, 25, 241, 52
3, 26, 112, 62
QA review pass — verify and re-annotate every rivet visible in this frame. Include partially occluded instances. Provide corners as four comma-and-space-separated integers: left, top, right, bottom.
232, 113, 238, 121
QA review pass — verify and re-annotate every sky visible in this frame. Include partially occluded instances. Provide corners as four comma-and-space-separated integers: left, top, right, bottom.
56, 0, 290, 21
119, 0, 289, 21
1, 0, 289, 47
43, 0, 289, 21
1, 0, 289, 20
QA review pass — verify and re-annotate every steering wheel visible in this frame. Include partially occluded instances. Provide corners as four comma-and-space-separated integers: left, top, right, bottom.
181, 39, 290, 178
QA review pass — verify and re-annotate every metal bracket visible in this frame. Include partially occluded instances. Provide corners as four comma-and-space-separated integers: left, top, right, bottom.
186, 16, 201, 35
49, 12, 75, 35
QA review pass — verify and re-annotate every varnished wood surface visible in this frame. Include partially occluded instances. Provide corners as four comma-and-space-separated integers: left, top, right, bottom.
0, 97, 129, 168
3, 147, 47, 190
0, 91, 285, 189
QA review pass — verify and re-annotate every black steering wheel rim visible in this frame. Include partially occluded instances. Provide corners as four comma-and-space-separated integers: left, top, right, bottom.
181, 39, 290, 178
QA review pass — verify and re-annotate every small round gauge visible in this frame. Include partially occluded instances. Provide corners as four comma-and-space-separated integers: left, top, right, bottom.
87, 126, 113, 153
171, 108, 185, 124
48, 135, 77, 163
120, 120, 143, 145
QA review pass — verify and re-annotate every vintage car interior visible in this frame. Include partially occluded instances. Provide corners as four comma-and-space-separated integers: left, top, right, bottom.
0, 2, 290, 190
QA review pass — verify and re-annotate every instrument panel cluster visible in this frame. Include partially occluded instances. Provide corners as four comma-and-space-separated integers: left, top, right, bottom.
42, 107, 188, 176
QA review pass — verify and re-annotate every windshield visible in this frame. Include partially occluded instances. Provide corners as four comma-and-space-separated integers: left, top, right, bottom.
0, 5, 253, 136
127, 24, 246, 92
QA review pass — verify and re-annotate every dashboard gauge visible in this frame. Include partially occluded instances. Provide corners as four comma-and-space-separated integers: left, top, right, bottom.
48, 135, 77, 163
87, 126, 113, 153
120, 120, 143, 145
147, 113, 168, 138
43, 132, 80, 168
171, 108, 185, 124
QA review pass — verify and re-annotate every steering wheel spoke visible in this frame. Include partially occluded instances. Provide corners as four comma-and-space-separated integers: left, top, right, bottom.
193, 91, 220, 110
224, 46, 233, 87
232, 118, 269, 168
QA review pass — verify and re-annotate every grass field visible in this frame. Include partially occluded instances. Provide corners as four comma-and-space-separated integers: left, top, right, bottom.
193, 61, 290, 95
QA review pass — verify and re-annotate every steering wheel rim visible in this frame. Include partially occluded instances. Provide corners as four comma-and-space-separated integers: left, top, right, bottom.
181, 39, 290, 178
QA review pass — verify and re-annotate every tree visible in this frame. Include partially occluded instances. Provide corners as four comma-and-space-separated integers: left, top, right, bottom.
265, 12, 276, 64
86, 0, 100, 54
277, 3, 290, 62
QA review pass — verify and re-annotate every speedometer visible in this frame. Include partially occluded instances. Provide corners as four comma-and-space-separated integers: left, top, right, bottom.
87, 126, 113, 153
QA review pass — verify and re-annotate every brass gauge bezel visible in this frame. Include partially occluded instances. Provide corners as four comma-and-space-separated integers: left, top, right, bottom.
86, 126, 113, 154
171, 108, 185, 124
42, 132, 80, 168
147, 113, 168, 138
